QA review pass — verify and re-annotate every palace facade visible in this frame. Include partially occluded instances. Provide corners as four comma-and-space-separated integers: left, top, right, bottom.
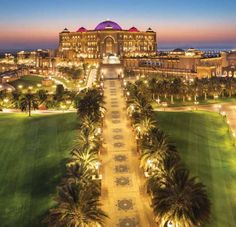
58, 20, 157, 61
1, 20, 236, 78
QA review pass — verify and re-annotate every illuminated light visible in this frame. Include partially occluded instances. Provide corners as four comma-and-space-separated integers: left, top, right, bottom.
18, 85, 23, 89
0, 85, 2, 89
233, 133, 236, 138
227, 120, 230, 124
126, 91, 130, 96
194, 101, 199, 105
3, 98, 9, 103
28, 86, 33, 90
214, 95, 219, 99
162, 102, 168, 107
95, 161, 101, 170
167, 221, 173, 227
123, 81, 127, 86
37, 83, 42, 87
156, 98, 160, 104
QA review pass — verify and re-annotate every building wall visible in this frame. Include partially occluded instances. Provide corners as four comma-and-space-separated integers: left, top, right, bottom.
58, 30, 157, 61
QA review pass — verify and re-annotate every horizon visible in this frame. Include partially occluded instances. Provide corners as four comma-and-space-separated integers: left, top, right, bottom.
0, 0, 236, 50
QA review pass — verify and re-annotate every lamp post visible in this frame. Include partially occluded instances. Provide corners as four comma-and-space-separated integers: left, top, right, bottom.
194, 101, 199, 110
162, 102, 168, 111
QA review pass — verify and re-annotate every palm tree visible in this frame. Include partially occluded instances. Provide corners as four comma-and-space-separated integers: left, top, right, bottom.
140, 128, 178, 172
68, 147, 98, 170
152, 168, 211, 227
36, 89, 48, 105
63, 163, 101, 196
77, 88, 104, 122
19, 92, 38, 116
44, 183, 108, 227
72, 126, 101, 153
134, 117, 156, 139
133, 96, 153, 118
146, 154, 181, 193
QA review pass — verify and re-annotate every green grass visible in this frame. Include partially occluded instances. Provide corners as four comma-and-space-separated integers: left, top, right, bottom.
9, 75, 44, 89
152, 97, 236, 108
155, 111, 236, 227
0, 113, 78, 227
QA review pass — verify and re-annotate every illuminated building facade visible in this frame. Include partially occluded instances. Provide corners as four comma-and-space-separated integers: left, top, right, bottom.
124, 48, 236, 78
58, 20, 157, 61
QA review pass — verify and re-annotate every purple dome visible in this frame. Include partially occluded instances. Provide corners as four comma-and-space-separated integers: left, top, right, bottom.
95, 20, 122, 30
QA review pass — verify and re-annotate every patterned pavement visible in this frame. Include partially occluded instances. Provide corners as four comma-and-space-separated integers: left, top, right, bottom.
101, 79, 155, 226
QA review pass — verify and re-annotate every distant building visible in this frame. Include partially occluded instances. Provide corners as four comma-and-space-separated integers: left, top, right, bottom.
58, 20, 157, 62
0, 19, 236, 79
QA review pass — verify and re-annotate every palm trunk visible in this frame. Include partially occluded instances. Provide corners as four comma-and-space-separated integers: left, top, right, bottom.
204, 92, 207, 100
28, 100, 31, 117
171, 95, 174, 104
182, 96, 185, 102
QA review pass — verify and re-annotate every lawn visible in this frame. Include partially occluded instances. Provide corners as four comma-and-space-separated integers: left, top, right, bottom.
155, 111, 236, 227
0, 113, 78, 227
9, 75, 44, 88
152, 97, 236, 108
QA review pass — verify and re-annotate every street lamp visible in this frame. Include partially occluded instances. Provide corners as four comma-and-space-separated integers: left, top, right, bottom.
167, 221, 173, 227
162, 102, 168, 111
194, 101, 199, 110
18, 85, 23, 89
155, 98, 160, 104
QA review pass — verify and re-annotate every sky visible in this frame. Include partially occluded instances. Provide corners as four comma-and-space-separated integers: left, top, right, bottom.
0, 0, 236, 51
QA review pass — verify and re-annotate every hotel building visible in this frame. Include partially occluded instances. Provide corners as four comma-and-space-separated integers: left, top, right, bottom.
58, 20, 157, 61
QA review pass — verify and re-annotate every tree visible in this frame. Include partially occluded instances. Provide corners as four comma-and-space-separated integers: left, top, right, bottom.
134, 117, 156, 139
77, 88, 104, 122
140, 128, 178, 172
63, 163, 100, 196
151, 168, 211, 227
44, 183, 108, 227
55, 84, 65, 101
37, 89, 48, 105
19, 93, 38, 117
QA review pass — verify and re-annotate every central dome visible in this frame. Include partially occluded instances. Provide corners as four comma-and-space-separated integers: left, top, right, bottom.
95, 20, 122, 30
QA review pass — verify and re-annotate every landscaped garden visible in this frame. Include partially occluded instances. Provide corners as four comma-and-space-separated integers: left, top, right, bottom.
0, 113, 77, 227
9, 75, 44, 89
155, 111, 236, 227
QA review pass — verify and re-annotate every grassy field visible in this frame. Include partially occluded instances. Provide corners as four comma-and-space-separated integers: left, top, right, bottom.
155, 111, 236, 227
152, 97, 236, 108
9, 75, 44, 88
0, 113, 78, 227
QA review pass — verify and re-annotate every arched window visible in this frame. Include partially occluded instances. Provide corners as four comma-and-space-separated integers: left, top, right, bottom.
105, 37, 114, 54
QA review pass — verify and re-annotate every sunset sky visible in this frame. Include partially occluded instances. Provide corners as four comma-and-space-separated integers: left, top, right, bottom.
0, 0, 236, 50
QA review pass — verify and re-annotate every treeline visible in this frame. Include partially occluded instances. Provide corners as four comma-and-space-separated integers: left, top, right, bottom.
44, 88, 108, 226
125, 81, 211, 226
136, 76, 236, 104
0, 85, 79, 115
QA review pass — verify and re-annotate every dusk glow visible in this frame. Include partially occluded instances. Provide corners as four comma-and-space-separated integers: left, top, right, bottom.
0, 0, 236, 50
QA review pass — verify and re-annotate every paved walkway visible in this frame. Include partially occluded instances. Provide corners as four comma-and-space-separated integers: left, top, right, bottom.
101, 79, 155, 227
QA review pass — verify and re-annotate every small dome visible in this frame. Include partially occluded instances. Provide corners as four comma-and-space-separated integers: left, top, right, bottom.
172, 48, 185, 52
77, 27, 87, 32
61, 28, 70, 33
95, 20, 122, 30
146, 27, 154, 32
128, 27, 139, 32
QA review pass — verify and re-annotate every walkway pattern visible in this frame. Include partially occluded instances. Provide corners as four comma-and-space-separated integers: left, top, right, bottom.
101, 79, 155, 227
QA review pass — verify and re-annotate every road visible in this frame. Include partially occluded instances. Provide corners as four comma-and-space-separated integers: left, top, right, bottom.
86, 68, 97, 88
100, 79, 155, 226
